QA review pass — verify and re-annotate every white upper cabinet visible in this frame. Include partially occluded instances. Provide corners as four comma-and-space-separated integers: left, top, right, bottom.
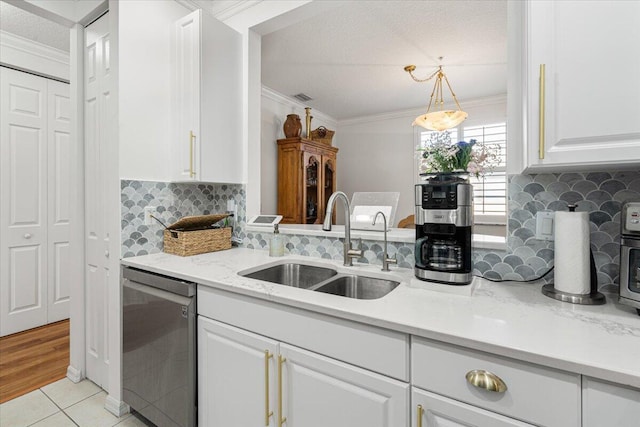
514, 0, 640, 172
171, 9, 242, 183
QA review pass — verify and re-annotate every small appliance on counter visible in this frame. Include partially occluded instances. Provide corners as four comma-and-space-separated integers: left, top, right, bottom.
619, 201, 640, 315
541, 204, 605, 305
414, 175, 473, 285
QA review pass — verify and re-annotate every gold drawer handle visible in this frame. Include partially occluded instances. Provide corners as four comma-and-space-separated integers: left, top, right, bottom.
189, 130, 196, 178
538, 63, 546, 159
278, 355, 287, 426
417, 404, 423, 427
265, 350, 273, 426
465, 369, 508, 393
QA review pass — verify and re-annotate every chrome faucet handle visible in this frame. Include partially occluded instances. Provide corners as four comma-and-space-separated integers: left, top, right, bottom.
381, 253, 397, 272
347, 238, 363, 257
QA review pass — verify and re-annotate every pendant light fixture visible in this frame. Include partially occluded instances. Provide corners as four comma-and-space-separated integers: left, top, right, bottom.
404, 61, 468, 131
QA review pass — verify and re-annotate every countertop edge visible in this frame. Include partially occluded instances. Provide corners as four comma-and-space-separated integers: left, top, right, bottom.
120, 249, 640, 390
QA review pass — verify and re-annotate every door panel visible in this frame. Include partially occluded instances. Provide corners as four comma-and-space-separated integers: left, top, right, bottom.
1, 68, 48, 336
47, 80, 70, 323
9, 246, 44, 313
198, 317, 278, 427
413, 388, 534, 427
172, 10, 200, 180
84, 11, 112, 388
280, 343, 409, 427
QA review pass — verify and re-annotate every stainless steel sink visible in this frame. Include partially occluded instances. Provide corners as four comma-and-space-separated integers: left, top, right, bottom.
314, 275, 399, 300
239, 263, 337, 289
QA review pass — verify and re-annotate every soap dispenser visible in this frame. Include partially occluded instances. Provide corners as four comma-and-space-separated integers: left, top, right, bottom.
269, 224, 284, 257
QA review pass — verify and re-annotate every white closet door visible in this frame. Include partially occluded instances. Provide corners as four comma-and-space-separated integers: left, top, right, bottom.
84, 12, 111, 388
0, 67, 48, 336
47, 80, 71, 323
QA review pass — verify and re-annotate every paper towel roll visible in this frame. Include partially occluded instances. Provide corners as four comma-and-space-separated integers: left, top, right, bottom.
554, 210, 591, 294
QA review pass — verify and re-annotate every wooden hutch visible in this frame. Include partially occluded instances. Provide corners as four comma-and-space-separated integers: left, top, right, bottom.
277, 137, 338, 224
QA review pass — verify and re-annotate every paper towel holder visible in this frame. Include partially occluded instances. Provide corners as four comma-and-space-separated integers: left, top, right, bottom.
541, 204, 606, 305
541, 283, 606, 305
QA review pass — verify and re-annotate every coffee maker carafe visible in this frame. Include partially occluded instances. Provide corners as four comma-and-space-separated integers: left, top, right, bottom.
414, 176, 473, 284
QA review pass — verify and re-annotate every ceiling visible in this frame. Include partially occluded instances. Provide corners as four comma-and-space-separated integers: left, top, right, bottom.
0, 0, 507, 120
261, 0, 507, 120
0, 1, 69, 52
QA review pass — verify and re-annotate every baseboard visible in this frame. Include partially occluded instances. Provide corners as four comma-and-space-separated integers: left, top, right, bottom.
105, 394, 130, 417
66, 365, 83, 383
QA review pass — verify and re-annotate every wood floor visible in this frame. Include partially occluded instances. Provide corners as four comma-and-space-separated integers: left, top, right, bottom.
0, 320, 70, 404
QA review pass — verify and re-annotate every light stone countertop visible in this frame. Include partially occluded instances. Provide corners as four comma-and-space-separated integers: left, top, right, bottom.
121, 247, 640, 389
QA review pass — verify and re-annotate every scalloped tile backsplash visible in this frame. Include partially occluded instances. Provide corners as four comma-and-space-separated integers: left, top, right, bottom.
121, 170, 640, 290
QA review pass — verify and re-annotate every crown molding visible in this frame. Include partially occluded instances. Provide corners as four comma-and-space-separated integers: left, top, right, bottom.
262, 85, 337, 126
0, 30, 69, 64
175, 1, 263, 21
0, 30, 69, 81
212, 1, 263, 21
338, 94, 507, 127
174, 0, 200, 12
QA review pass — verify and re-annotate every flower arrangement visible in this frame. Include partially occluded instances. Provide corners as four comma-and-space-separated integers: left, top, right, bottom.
417, 131, 501, 178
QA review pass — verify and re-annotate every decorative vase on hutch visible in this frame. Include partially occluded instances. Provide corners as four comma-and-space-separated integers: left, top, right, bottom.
283, 114, 302, 138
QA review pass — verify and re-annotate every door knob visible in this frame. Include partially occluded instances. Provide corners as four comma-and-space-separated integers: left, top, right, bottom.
24, 233, 32, 239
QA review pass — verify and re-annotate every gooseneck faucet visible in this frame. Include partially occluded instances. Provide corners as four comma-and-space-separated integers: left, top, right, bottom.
323, 191, 363, 266
373, 211, 397, 271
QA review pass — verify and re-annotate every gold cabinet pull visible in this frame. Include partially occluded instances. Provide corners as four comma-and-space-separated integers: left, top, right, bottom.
538, 64, 546, 159
265, 350, 274, 426
189, 130, 196, 177
417, 404, 423, 427
278, 355, 287, 426
465, 369, 508, 393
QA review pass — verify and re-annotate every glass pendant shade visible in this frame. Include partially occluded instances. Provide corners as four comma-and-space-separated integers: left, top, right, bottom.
412, 110, 468, 131
405, 64, 468, 131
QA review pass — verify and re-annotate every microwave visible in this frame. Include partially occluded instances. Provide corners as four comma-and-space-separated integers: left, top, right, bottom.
619, 202, 640, 316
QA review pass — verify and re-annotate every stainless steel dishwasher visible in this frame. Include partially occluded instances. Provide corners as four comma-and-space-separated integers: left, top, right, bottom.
122, 266, 197, 427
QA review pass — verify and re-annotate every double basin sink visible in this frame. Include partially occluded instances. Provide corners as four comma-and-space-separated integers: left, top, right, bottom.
239, 262, 399, 300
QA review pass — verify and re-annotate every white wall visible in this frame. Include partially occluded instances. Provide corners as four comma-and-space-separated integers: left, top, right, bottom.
261, 86, 337, 214
118, 0, 188, 181
336, 113, 416, 226
337, 95, 507, 226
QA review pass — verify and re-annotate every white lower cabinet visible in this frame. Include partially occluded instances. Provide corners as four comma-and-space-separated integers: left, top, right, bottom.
280, 343, 408, 427
412, 388, 533, 427
196, 286, 637, 426
198, 316, 278, 426
582, 377, 640, 427
412, 337, 581, 427
198, 316, 409, 427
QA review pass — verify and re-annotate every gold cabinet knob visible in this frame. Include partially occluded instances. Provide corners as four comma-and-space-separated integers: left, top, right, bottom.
465, 369, 508, 393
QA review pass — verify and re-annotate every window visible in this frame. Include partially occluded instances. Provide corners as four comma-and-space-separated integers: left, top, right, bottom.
418, 122, 507, 224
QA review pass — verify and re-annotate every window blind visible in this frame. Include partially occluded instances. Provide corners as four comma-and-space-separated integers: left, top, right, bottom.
464, 123, 507, 222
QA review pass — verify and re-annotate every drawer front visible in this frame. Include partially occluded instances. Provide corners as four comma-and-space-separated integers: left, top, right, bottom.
412, 387, 534, 427
198, 286, 409, 381
412, 337, 580, 427
582, 377, 640, 427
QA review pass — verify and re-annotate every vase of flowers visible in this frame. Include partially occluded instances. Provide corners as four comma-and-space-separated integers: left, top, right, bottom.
416, 131, 500, 182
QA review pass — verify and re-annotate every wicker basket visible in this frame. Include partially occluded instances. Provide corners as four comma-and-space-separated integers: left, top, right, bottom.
163, 214, 232, 256
310, 126, 335, 145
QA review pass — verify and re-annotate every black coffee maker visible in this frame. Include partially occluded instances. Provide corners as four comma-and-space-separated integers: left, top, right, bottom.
414, 176, 473, 285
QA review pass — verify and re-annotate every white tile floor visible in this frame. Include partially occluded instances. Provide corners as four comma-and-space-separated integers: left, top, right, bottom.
0, 378, 148, 427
